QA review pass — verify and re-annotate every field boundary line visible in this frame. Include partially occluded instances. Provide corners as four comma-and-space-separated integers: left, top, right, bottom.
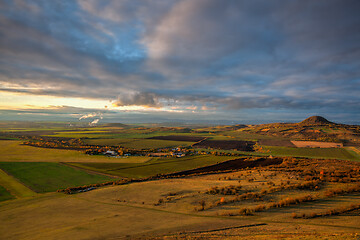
59, 162, 119, 178
0, 169, 36, 198
175, 223, 267, 235
108, 155, 223, 171
258, 219, 360, 230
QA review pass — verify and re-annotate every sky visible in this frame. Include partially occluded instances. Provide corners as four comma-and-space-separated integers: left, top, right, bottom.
0, 0, 359, 124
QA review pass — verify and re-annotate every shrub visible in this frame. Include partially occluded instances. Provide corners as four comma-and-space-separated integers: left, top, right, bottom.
207, 191, 263, 210
238, 208, 254, 216
254, 204, 266, 212
296, 203, 360, 219
205, 185, 243, 195
198, 200, 206, 211
309, 212, 317, 218
154, 198, 164, 206
324, 184, 360, 197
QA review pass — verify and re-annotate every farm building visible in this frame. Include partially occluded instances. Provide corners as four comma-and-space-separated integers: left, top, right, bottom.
104, 150, 118, 156
172, 152, 185, 157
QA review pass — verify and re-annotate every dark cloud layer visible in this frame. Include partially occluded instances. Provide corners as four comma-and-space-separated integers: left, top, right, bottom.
0, 0, 359, 123
112, 92, 162, 108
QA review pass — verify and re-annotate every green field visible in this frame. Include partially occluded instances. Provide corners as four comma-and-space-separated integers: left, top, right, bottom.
0, 168, 36, 198
0, 162, 114, 192
84, 138, 195, 149
44, 128, 174, 139
83, 138, 132, 145
119, 139, 195, 149
68, 155, 236, 178
262, 146, 359, 160
45, 129, 219, 140
0, 185, 14, 201
220, 130, 279, 141
0, 140, 149, 163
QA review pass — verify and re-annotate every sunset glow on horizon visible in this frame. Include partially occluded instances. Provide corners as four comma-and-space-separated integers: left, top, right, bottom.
0, 0, 359, 124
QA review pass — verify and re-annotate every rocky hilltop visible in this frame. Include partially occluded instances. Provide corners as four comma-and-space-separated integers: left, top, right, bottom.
299, 116, 333, 125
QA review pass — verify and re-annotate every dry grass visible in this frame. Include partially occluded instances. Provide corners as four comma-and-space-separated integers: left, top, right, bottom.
1, 164, 360, 239
293, 203, 360, 219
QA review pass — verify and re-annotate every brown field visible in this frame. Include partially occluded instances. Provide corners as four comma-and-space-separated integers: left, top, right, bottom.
193, 140, 255, 151
148, 135, 206, 142
291, 141, 343, 148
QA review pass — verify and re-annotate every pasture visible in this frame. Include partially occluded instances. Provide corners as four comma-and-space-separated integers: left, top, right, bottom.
85, 138, 195, 149
0, 140, 150, 163
44, 128, 181, 139
45, 128, 224, 141
262, 146, 358, 160
0, 162, 113, 193
148, 135, 206, 141
68, 155, 236, 178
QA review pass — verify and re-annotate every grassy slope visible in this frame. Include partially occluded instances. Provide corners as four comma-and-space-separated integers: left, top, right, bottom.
0, 169, 36, 198
262, 146, 358, 160
0, 192, 240, 240
0, 172, 359, 240
69, 155, 236, 178
0, 162, 113, 193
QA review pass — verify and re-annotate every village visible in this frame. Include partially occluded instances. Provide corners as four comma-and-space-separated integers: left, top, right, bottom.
101, 147, 187, 158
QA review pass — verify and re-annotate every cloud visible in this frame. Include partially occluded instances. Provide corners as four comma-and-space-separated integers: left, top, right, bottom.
0, 0, 359, 123
112, 92, 163, 108
2, 105, 109, 114
141, 0, 280, 79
